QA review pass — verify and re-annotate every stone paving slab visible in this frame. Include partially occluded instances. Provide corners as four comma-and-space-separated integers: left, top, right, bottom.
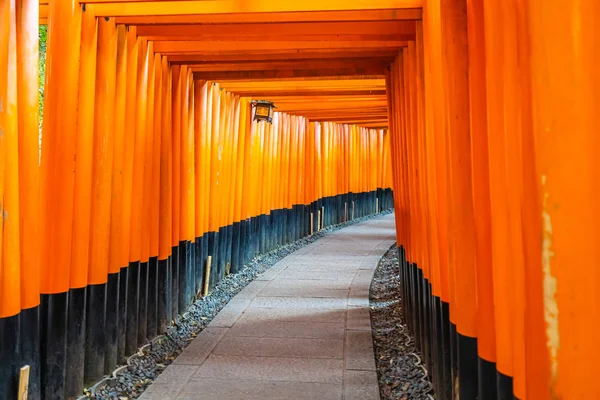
176, 379, 342, 400
249, 296, 348, 310
193, 355, 344, 383
257, 283, 349, 298
225, 320, 345, 340
237, 307, 347, 324
212, 336, 344, 359
172, 327, 228, 365
345, 330, 377, 371
344, 370, 381, 400
140, 213, 395, 400
347, 306, 373, 331
259, 277, 353, 291
207, 298, 252, 328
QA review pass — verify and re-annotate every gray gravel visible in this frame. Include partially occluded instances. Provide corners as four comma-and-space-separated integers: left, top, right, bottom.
370, 244, 434, 400
90, 210, 393, 400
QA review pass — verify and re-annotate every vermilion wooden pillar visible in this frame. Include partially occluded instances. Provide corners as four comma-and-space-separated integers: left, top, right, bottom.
39, 1, 82, 397
16, 0, 41, 397
528, 1, 599, 398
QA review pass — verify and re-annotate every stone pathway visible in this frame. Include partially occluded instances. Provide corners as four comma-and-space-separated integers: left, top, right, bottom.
140, 213, 396, 400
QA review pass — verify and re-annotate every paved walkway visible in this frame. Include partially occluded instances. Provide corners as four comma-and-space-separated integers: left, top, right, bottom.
140, 213, 396, 400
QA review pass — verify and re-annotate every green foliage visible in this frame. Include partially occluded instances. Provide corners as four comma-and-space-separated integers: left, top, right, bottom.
39, 25, 47, 129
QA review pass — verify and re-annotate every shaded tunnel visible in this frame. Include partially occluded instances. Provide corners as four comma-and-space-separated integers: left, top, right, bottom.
0, 1, 598, 399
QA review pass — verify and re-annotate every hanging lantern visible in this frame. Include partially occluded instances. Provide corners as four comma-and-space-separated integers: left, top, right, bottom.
251, 100, 276, 123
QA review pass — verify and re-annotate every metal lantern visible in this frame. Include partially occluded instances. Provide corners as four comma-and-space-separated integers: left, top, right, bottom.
251, 100, 276, 123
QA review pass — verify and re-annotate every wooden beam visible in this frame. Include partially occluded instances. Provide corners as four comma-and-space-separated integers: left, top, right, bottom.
193, 70, 386, 81
113, 9, 422, 24
290, 109, 389, 116
257, 95, 388, 102
225, 90, 387, 96
219, 78, 386, 89
136, 21, 416, 37
152, 40, 408, 53
275, 101, 389, 110
167, 50, 398, 62
144, 34, 410, 42
309, 117, 389, 122
88, 1, 425, 17
186, 58, 391, 72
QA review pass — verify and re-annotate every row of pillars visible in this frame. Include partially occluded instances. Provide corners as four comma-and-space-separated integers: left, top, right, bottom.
386, 1, 599, 400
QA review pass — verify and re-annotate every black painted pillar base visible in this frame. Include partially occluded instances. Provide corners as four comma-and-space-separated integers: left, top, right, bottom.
84, 283, 106, 384
497, 371, 515, 400
478, 357, 498, 400
0, 313, 21, 400
171, 245, 180, 318
441, 301, 452, 400
41, 292, 68, 399
157, 258, 169, 334
20, 306, 41, 400
105, 273, 120, 374
117, 268, 128, 363
178, 240, 190, 314
66, 288, 86, 398
166, 255, 173, 324
450, 323, 459, 400
458, 333, 479, 400
225, 225, 233, 273
206, 231, 218, 291
195, 236, 205, 297
286, 207, 293, 242
186, 240, 195, 306
217, 226, 227, 283
138, 261, 149, 346
268, 212, 275, 251
431, 295, 441, 398
238, 220, 248, 267
147, 257, 158, 341
231, 222, 241, 274
125, 261, 140, 356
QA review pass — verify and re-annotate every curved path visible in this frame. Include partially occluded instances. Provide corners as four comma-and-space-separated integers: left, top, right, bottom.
140, 213, 396, 400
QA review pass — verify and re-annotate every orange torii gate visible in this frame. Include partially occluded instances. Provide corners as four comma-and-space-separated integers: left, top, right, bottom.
1, 1, 599, 400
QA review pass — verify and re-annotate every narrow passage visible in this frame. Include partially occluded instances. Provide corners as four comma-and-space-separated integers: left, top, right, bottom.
139, 213, 396, 400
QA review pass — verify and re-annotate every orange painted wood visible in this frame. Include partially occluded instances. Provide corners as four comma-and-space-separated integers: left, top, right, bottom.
423, 0, 449, 303
71, 9, 97, 288
440, 0, 477, 338
171, 65, 182, 243
178, 65, 193, 241
16, 0, 41, 308
140, 41, 155, 262
0, 0, 9, 314
528, 0, 599, 397
89, 0, 425, 17
107, 25, 128, 274
120, 28, 139, 265
153, 40, 408, 54
518, 1, 549, 397
158, 57, 173, 260
196, 81, 206, 237
0, 0, 20, 316
483, 0, 514, 378
130, 38, 149, 261
40, 0, 82, 294
112, 9, 422, 25
137, 21, 416, 38
149, 52, 163, 256
465, 0, 496, 364
88, 17, 117, 285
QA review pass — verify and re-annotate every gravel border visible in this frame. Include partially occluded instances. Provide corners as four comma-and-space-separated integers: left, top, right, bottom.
370, 244, 434, 400
89, 210, 394, 400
